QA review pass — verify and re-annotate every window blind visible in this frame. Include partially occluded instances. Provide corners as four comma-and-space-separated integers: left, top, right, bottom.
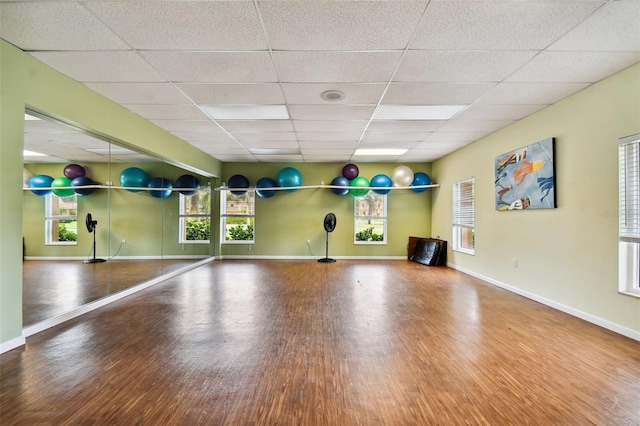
619, 134, 640, 242
453, 178, 474, 229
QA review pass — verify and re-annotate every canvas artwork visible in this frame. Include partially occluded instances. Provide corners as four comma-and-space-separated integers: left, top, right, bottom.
495, 138, 556, 211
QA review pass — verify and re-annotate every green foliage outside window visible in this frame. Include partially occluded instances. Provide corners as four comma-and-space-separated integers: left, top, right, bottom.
355, 227, 384, 242
185, 218, 211, 241
58, 223, 77, 242
227, 224, 254, 241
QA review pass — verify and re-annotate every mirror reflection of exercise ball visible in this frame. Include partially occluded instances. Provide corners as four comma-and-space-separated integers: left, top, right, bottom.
52, 177, 74, 197
371, 174, 392, 195
29, 174, 54, 196
277, 167, 302, 192
148, 177, 173, 198
349, 176, 370, 197
256, 177, 277, 198
120, 167, 149, 192
63, 164, 86, 180
391, 166, 414, 187
175, 174, 201, 196
411, 172, 431, 193
228, 174, 250, 195
72, 176, 96, 196
330, 176, 350, 196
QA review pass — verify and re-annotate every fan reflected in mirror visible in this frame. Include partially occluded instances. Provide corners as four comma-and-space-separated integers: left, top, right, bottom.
318, 213, 337, 263
83, 213, 106, 264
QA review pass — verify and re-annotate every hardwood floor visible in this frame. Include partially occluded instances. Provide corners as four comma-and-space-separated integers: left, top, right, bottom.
2, 260, 639, 425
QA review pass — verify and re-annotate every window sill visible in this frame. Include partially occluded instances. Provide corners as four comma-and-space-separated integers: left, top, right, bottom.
453, 248, 474, 256
618, 290, 640, 299
179, 240, 210, 245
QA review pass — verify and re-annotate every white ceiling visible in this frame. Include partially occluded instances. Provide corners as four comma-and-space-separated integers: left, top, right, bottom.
2, 0, 639, 164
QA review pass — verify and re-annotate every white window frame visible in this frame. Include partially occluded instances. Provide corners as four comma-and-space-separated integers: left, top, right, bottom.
453, 177, 475, 255
45, 194, 77, 246
354, 192, 387, 245
179, 186, 211, 244
220, 189, 255, 244
618, 134, 640, 297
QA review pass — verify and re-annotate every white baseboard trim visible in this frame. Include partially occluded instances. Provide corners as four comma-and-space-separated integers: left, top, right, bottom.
449, 263, 640, 342
220, 255, 407, 260
20, 257, 215, 341
0, 335, 26, 353
24, 255, 209, 261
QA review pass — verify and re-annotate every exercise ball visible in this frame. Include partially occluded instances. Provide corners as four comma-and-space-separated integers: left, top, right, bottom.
411, 172, 431, 193
120, 167, 149, 192
23, 169, 33, 187
29, 174, 54, 196
175, 174, 201, 196
371, 174, 392, 195
51, 177, 74, 197
72, 176, 95, 196
330, 176, 350, 196
228, 174, 250, 195
342, 163, 359, 180
256, 177, 277, 198
349, 176, 370, 197
277, 167, 302, 192
63, 164, 86, 180
148, 177, 173, 198
391, 165, 414, 187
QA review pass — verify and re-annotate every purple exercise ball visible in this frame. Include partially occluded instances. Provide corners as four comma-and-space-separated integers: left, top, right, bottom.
342, 163, 359, 180
63, 164, 86, 180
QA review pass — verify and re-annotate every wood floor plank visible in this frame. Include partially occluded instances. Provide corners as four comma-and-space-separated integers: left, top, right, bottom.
2, 260, 639, 425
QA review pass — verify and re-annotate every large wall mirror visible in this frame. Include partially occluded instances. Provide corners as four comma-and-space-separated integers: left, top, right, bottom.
22, 111, 213, 327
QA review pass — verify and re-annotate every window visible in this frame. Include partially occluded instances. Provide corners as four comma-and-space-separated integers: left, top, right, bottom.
453, 177, 475, 254
221, 189, 255, 243
179, 186, 211, 244
618, 134, 640, 296
354, 192, 387, 244
45, 194, 77, 245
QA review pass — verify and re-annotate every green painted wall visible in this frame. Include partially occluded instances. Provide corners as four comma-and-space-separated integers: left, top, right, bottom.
431, 63, 640, 335
220, 162, 433, 257
1, 41, 220, 348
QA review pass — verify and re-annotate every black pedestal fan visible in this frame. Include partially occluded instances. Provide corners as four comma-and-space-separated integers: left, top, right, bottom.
318, 213, 337, 263
83, 213, 106, 264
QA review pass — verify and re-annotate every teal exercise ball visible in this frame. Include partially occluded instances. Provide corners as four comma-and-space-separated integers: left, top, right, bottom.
349, 176, 370, 197
29, 174, 54, 196
256, 177, 277, 198
277, 167, 302, 192
148, 177, 173, 198
371, 174, 392, 195
411, 172, 431, 193
120, 167, 149, 192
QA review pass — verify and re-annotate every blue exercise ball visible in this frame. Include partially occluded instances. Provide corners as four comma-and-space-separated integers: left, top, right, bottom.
330, 176, 350, 196
277, 167, 302, 192
371, 174, 392, 195
72, 176, 95, 196
228, 174, 250, 195
120, 167, 149, 192
175, 174, 201, 196
29, 174, 54, 196
148, 177, 173, 198
256, 177, 277, 198
411, 172, 431, 193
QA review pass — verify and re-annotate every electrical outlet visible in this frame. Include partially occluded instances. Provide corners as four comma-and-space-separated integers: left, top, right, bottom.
122, 239, 126, 245
513, 259, 518, 268
306, 239, 311, 245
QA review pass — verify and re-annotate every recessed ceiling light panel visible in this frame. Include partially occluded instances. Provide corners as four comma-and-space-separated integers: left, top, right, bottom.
354, 148, 408, 156
201, 105, 290, 120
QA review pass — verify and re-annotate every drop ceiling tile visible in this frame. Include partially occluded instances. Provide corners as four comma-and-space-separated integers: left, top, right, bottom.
240, 141, 300, 149
273, 51, 402, 83
85, 83, 190, 104
213, 154, 256, 162
260, 1, 426, 50
187, 140, 243, 150
382, 83, 496, 105
301, 148, 355, 156
411, 1, 601, 50
437, 120, 515, 133
0, 2, 129, 50
254, 155, 304, 163
176, 84, 285, 105
140, 51, 278, 83
366, 121, 446, 133
289, 105, 376, 121
476, 82, 590, 105
351, 154, 404, 163
281, 83, 385, 104
549, 1, 640, 52
29, 51, 165, 82
296, 132, 361, 142
423, 132, 490, 143
454, 104, 547, 121
151, 120, 224, 133
396, 50, 536, 83
217, 120, 294, 132
357, 141, 419, 149
232, 133, 297, 142
299, 141, 358, 150
123, 104, 209, 120
85, 1, 266, 50
171, 132, 235, 144
398, 151, 445, 163
361, 133, 429, 142
293, 120, 368, 133
506, 51, 640, 83
303, 155, 353, 163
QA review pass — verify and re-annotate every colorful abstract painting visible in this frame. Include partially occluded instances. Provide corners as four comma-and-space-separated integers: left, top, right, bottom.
495, 138, 556, 211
